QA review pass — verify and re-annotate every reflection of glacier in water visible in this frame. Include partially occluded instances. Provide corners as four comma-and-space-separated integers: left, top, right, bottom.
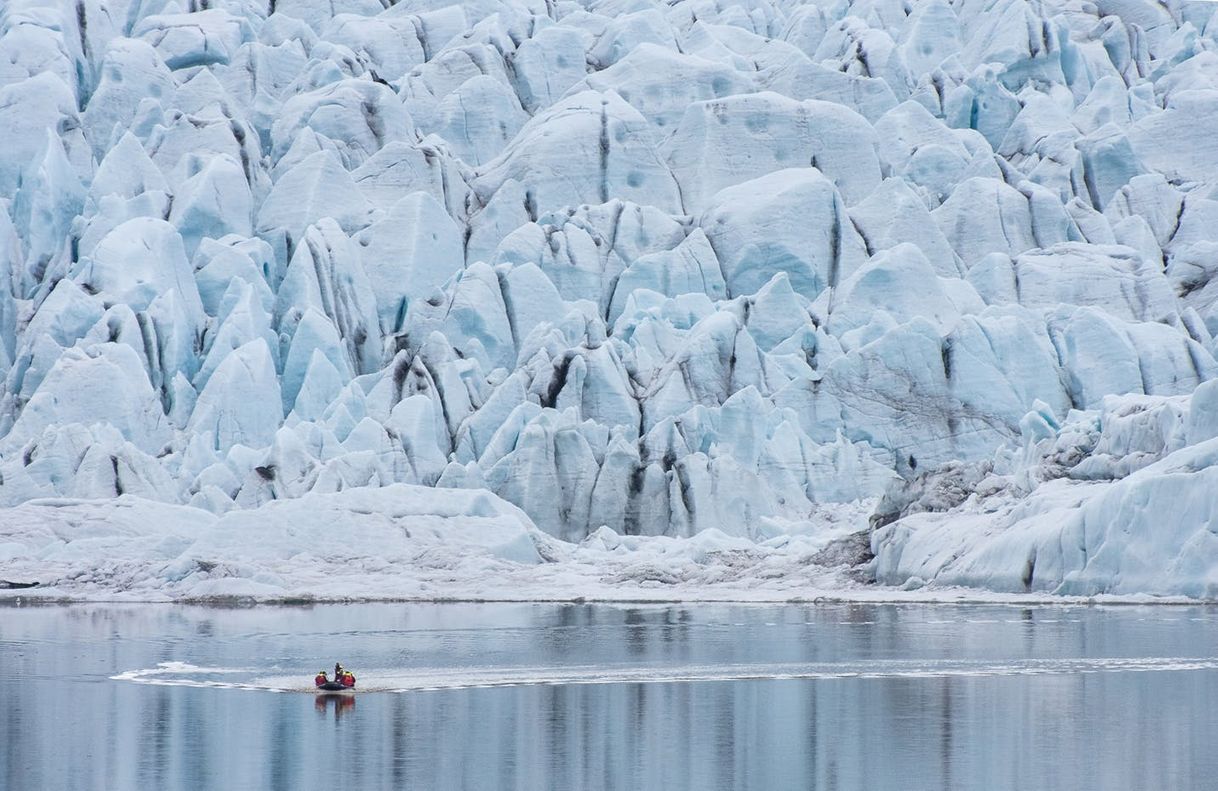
10, 602, 1218, 790
114, 655, 1218, 694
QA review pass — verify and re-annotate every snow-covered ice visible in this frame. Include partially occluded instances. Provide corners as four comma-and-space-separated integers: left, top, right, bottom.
2, 0, 1218, 600
871, 388, 1218, 599
0, 484, 882, 601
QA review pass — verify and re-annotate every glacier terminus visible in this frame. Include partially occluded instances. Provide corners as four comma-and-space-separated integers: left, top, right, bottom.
1, 0, 1218, 601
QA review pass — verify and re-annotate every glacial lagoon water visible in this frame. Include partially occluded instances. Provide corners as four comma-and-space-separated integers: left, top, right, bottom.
2, 602, 1216, 790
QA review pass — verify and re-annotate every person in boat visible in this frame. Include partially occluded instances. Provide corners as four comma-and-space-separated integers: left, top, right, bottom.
315, 663, 355, 690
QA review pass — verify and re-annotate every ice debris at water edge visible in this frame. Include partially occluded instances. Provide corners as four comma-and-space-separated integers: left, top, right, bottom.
1, 0, 1218, 598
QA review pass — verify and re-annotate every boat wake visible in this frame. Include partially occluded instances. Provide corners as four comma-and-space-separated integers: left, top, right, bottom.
112, 655, 1218, 693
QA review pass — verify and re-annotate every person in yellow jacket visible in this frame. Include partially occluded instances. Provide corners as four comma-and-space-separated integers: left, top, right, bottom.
314, 663, 357, 689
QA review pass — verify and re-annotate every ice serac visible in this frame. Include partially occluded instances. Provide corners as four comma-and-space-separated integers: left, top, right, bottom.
4, 343, 169, 454
430, 75, 528, 166
351, 140, 465, 215
275, 218, 381, 377
700, 168, 867, 300
356, 192, 463, 334
509, 25, 589, 114
272, 78, 413, 168
83, 41, 175, 159
169, 155, 254, 258
849, 178, 961, 276
576, 44, 755, 133
933, 178, 1037, 267
134, 10, 253, 71
72, 218, 205, 321
827, 244, 968, 337
188, 339, 283, 452
1129, 91, 1218, 183
257, 151, 372, 246
475, 90, 683, 219
666, 92, 882, 212
12, 132, 85, 292
1011, 244, 1178, 324
608, 230, 725, 323
3, 0, 1218, 600
0, 72, 89, 196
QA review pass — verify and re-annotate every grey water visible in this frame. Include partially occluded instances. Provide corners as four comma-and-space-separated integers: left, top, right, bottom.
2, 603, 1217, 791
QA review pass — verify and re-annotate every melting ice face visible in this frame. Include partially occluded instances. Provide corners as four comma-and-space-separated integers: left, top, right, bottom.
2, 0, 1218, 598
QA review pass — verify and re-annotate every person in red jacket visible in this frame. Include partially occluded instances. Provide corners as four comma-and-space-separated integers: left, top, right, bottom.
314, 670, 329, 688
340, 669, 356, 688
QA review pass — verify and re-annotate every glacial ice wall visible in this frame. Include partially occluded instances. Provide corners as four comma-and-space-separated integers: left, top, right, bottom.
2, 0, 1218, 547
871, 385, 1218, 597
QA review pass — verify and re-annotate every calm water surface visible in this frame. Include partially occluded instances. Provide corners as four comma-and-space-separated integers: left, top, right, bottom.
1, 602, 1216, 790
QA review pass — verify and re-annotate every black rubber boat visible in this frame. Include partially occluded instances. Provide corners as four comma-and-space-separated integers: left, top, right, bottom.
315, 681, 351, 691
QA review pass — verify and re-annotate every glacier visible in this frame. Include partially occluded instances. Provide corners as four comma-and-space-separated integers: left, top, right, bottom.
2, 0, 1218, 600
